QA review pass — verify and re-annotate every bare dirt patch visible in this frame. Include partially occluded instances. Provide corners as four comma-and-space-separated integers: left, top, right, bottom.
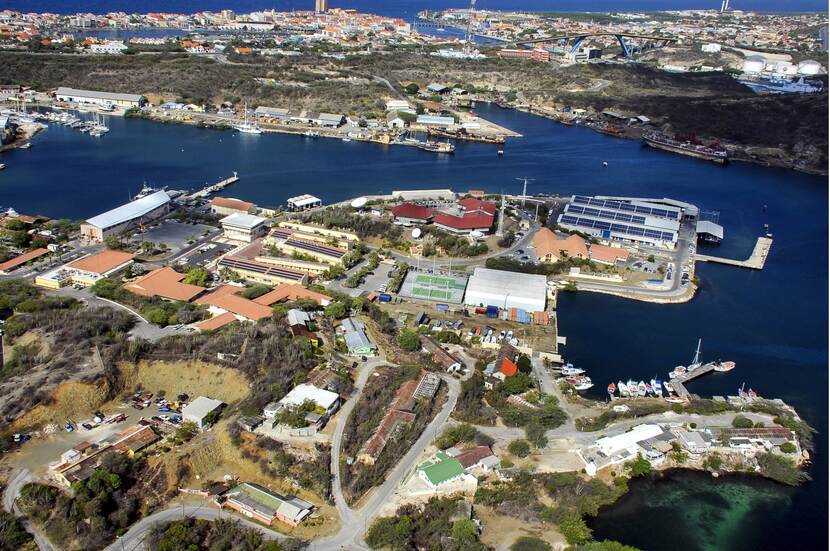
477, 505, 566, 550
118, 360, 250, 404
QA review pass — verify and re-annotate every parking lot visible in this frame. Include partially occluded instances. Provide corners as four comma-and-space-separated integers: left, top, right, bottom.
128, 219, 219, 255
179, 241, 236, 268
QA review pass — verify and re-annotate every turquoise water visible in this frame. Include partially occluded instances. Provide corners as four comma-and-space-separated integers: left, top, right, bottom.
0, 103, 825, 549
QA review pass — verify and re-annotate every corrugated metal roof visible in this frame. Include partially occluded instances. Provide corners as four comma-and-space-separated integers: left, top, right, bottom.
56, 86, 144, 102
220, 212, 267, 229
84, 190, 170, 230
696, 220, 724, 239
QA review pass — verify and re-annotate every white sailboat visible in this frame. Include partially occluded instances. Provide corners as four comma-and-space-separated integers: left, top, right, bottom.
234, 103, 262, 134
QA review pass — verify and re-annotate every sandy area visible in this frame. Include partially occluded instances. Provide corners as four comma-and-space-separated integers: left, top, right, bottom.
477, 505, 567, 551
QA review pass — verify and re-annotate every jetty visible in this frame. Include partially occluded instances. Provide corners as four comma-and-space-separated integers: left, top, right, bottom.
695, 236, 773, 270
188, 172, 239, 199
672, 362, 719, 399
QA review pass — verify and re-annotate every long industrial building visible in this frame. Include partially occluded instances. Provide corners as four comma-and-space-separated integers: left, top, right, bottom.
55, 87, 146, 108
464, 267, 547, 312
557, 195, 682, 247
80, 190, 171, 242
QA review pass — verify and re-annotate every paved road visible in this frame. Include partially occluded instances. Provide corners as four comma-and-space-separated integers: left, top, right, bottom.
104, 502, 285, 551
3, 468, 55, 551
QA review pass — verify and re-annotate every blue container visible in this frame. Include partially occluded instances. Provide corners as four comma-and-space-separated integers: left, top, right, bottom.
378, 293, 392, 302
434, 303, 449, 310
486, 305, 499, 318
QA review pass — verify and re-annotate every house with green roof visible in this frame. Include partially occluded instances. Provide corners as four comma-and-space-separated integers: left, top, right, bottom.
417, 452, 469, 488
221, 482, 313, 526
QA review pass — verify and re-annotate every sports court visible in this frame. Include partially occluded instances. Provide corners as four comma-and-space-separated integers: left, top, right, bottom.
399, 270, 468, 304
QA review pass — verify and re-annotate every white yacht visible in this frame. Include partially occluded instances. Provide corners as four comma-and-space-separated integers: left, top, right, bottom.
234, 103, 262, 134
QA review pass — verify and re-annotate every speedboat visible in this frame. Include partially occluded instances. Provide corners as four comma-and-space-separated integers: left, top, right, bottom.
0, 163, 5, 170
573, 377, 594, 391
561, 363, 585, 376
714, 360, 736, 372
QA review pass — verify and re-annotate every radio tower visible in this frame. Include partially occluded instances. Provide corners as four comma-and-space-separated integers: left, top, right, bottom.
464, 0, 477, 54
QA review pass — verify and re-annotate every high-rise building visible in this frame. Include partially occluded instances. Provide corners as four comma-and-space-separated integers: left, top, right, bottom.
315, 0, 328, 13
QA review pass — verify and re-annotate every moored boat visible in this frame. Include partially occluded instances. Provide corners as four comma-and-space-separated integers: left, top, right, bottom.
627, 380, 638, 396
653, 378, 663, 397
663, 381, 674, 394
665, 396, 686, 404
608, 382, 616, 395
618, 380, 628, 397
637, 381, 647, 397
714, 360, 736, 372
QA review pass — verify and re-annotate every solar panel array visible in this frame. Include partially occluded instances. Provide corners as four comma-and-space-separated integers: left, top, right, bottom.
572, 196, 680, 220
219, 257, 305, 280
560, 215, 676, 242
566, 204, 647, 225
285, 238, 345, 258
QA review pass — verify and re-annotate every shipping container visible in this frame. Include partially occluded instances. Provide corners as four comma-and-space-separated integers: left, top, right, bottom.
434, 304, 449, 310
486, 305, 499, 318
378, 293, 392, 302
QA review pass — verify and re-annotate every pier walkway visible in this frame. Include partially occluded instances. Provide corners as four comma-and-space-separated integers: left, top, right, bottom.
695, 236, 772, 270
188, 172, 239, 199
672, 363, 717, 399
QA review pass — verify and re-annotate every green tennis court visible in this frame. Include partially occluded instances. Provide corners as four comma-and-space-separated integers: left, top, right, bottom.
415, 275, 467, 289
412, 287, 451, 300
400, 271, 469, 304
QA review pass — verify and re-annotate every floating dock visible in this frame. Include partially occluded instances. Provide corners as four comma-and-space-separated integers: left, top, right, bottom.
695, 236, 772, 270
188, 172, 239, 199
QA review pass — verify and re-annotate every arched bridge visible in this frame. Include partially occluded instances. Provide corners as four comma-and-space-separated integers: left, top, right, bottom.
514, 32, 678, 58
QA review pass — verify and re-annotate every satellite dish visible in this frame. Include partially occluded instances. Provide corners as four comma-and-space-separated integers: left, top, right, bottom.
351, 196, 368, 208
411, 228, 422, 239
470, 230, 484, 239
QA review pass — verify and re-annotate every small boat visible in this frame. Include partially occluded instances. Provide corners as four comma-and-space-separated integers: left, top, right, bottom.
561, 363, 585, 376
607, 382, 616, 395
497, 149, 504, 156
714, 360, 736, 372
637, 381, 647, 397
304, 130, 320, 138
665, 396, 686, 404
618, 380, 628, 397
669, 366, 686, 379
627, 380, 638, 396
663, 381, 675, 394
0, 163, 5, 170
20, 142, 31, 149
342, 137, 352, 142
748, 388, 758, 398
653, 378, 663, 397
573, 377, 594, 391
602, 161, 608, 167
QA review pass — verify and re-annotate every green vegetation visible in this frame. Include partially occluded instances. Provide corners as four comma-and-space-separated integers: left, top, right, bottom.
183, 267, 210, 286
422, 229, 488, 258
238, 283, 272, 299
91, 277, 208, 326
757, 452, 808, 486
453, 373, 497, 426
508, 439, 531, 458
18, 454, 146, 550
301, 207, 403, 240
324, 300, 348, 319
576, 401, 670, 432
252, 437, 333, 500
0, 511, 35, 551
366, 497, 488, 551
731, 415, 754, 429
511, 536, 551, 551
146, 518, 303, 551
434, 423, 479, 450
625, 455, 652, 477
670, 450, 689, 464
779, 442, 797, 454
397, 328, 421, 352
573, 541, 643, 551
703, 453, 723, 471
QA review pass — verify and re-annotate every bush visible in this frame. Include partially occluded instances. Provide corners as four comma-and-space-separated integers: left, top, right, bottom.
511, 536, 552, 551
508, 439, 531, 458
398, 328, 421, 351
779, 442, 797, 454
757, 452, 807, 486
435, 423, 478, 450
731, 415, 754, 429
625, 455, 652, 477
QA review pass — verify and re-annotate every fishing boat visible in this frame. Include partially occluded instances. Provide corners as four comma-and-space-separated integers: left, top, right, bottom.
653, 378, 663, 397
663, 381, 674, 394
627, 380, 638, 396
714, 360, 736, 372
637, 381, 647, 397
669, 366, 686, 379
607, 382, 616, 396
618, 380, 628, 397
665, 396, 686, 404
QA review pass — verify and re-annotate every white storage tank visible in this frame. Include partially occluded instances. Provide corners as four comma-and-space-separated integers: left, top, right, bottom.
742, 55, 767, 73
798, 59, 822, 75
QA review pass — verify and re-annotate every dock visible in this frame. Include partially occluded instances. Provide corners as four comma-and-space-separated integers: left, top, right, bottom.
672, 362, 718, 399
188, 172, 239, 199
695, 236, 773, 270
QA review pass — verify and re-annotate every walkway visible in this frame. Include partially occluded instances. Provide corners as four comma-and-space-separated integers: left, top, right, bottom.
695, 236, 772, 270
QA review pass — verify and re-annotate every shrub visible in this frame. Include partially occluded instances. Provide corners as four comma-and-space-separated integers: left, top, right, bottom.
625, 455, 652, 477
511, 536, 552, 551
732, 415, 754, 429
779, 442, 797, 454
508, 439, 531, 458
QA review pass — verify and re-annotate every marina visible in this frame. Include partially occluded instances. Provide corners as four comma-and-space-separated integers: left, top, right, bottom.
187, 172, 240, 199
695, 235, 773, 270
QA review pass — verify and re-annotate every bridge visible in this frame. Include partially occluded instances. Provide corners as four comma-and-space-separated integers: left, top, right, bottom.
514, 32, 678, 58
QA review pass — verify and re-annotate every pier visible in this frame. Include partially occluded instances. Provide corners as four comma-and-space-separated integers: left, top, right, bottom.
671, 362, 718, 399
695, 236, 773, 270
188, 172, 239, 199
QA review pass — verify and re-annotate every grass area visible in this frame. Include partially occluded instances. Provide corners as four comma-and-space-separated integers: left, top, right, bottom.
476, 505, 565, 550
118, 360, 251, 404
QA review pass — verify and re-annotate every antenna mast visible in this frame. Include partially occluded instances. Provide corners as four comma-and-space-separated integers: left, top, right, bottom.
516, 176, 535, 208
464, 0, 477, 54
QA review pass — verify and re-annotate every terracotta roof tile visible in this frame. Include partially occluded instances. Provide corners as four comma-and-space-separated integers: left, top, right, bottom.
125, 267, 205, 302
67, 250, 135, 274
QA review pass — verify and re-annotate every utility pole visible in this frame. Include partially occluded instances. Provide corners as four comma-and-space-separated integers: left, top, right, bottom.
516, 177, 535, 208
464, 0, 477, 54
496, 192, 506, 237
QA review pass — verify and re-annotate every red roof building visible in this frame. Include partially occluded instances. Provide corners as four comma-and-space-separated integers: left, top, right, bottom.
391, 203, 435, 223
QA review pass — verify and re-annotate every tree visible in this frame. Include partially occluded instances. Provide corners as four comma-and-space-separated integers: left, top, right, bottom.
511, 536, 552, 551
104, 235, 125, 250
398, 111, 416, 123
140, 241, 155, 254
324, 301, 347, 319
516, 354, 532, 374
779, 442, 797, 453
558, 510, 592, 545
451, 519, 477, 542
625, 455, 652, 477
404, 83, 419, 94
732, 415, 754, 429
183, 267, 210, 286
398, 328, 421, 351
508, 439, 531, 458
0, 511, 34, 551
525, 422, 548, 448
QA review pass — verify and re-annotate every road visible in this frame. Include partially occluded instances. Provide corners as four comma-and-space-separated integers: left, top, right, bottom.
3, 469, 55, 551
104, 502, 285, 551
312, 375, 461, 551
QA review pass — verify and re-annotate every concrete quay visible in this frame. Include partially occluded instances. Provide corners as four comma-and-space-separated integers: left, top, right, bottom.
695, 236, 772, 270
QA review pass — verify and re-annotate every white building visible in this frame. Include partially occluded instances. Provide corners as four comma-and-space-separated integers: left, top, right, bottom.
701, 43, 722, 53
220, 213, 269, 242
55, 87, 146, 108
182, 396, 224, 429
464, 267, 547, 312
596, 424, 664, 457
277, 384, 340, 415
287, 194, 322, 211
89, 41, 129, 55
80, 190, 170, 242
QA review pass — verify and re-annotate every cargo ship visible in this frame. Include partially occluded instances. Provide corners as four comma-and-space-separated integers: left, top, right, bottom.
643, 132, 728, 164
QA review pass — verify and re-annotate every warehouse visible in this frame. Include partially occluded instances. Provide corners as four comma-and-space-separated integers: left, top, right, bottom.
210, 197, 257, 216
55, 87, 146, 108
286, 194, 322, 211
557, 195, 681, 248
463, 267, 547, 312
181, 396, 224, 429
80, 190, 171, 242
35, 249, 135, 289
